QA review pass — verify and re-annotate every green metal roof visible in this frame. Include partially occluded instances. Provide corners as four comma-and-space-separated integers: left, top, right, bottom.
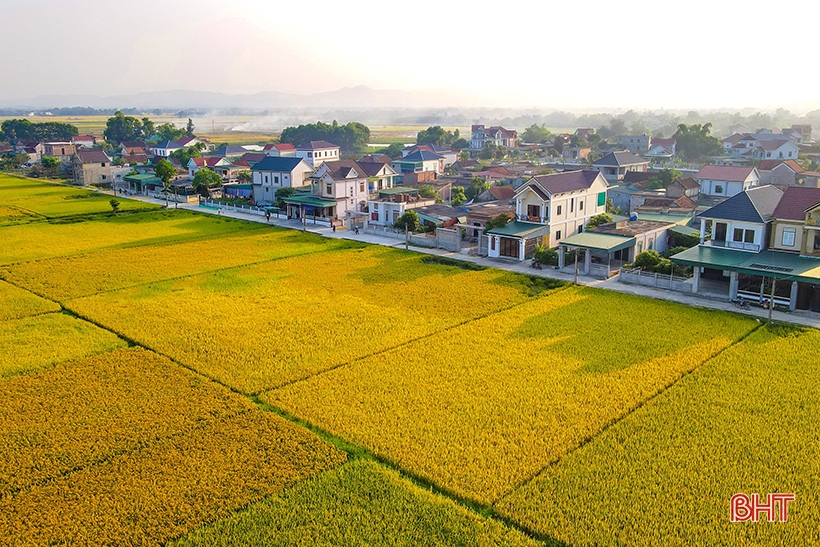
669, 224, 700, 237
560, 232, 636, 253
378, 186, 419, 197
486, 221, 548, 238
283, 195, 337, 207
124, 173, 161, 183
672, 246, 820, 284
636, 212, 695, 226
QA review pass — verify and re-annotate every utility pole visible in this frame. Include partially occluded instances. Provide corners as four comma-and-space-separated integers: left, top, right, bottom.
405, 226, 409, 251
574, 249, 579, 285
768, 277, 777, 323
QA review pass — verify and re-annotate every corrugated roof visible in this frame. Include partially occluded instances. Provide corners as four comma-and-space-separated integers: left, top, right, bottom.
592, 151, 648, 167
399, 150, 444, 162
251, 156, 306, 172
486, 220, 547, 237
672, 246, 820, 284
560, 232, 635, 252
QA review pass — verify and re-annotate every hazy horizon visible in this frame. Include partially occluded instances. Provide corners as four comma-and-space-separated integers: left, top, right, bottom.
2, 0, 819, 112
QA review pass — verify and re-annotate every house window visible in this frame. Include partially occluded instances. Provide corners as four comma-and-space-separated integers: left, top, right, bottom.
744, 230, 755, 243
598, 192, 606, 207
527, 204, 540, 218
782, 228, 796, 247
350, 187, 354, 197
570, 198, 574, 213
715, 184, 724, 194
308, 152, 313, 157
360, 182, 365, 192
638, 242, 643, 253
556, 230, 562, 240
491, 237, 496, 251
264, 175, 269, 183
556, 204, 562, 215
579, 200, 584, 211
733, 228, 744, 242
326, 183, 332, 194
648, 238, 654, 250
578, 225, 583, 234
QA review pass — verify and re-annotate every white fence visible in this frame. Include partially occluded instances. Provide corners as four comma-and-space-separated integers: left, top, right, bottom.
200, 198, 268, 217
363, 225, 436, 247
618, 267, 692, 291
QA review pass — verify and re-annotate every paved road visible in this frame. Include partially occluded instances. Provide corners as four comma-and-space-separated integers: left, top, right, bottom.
116, 191, 820, 330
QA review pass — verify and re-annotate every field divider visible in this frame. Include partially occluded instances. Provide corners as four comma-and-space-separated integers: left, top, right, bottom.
248, 395, 555, 546
253, 283, 574, 396
492, 322, 765, 507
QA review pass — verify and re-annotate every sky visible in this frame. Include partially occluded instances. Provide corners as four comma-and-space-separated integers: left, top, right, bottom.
0, 0, 818, 111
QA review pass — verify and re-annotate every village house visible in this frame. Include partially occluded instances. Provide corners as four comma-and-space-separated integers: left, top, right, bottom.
356, 160, 398, 193
402, 144, 458, 167
486, 170, 608, 260
366, 188, 435, 227
758, 160, 804, 187
250, 156, 314, 203
392, 150, 444, 184
470, 125, 518, 149
284, 159, 367, 224
665, 176, 700, 200
295, 141, 340, 168
672, 185, 820, 312
151, 140, 182, 157
464, 202, 516, 238
477, 184, 516, 203
43, 141, 75, 163
72, 149, 113, 186
620, 134, 652, 153
187, 156, 231, 178
694, 165, 759, 198
71, 135, 96, 149
264, 143, 297, 157
591, 151, 649, 183
562, 144, 591, 160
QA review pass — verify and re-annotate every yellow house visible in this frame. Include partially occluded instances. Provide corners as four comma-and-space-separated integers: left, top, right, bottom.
769, 186, 820, 257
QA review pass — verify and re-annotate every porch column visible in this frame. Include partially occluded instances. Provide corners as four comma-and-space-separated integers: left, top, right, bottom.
584, 249, 591, 274
692, 267, 700, 293
699, 218, 706, 244
558, 245, 565, 269
729, 271, 739, 300
790, 281, 798, 312
519, 239, 526, 261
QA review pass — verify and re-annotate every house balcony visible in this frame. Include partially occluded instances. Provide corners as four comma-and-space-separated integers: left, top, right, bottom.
704, 239, 761, 253
517, 214, 547, 224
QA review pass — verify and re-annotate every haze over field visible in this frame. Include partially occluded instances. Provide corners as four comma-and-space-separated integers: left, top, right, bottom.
1, 0, 818, 112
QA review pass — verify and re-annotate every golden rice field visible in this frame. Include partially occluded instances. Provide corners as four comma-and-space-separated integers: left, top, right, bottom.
2, 229, 360, 301
265, 287, 756, 504
0, 209, 264, 265
496, 324, 820, 546
0, 278, 60, 320
171, 459, 539, 547
2, 175, 819, 545
65, 246, 561, 393
0, 312, 126, 378
0, 174, 158, 218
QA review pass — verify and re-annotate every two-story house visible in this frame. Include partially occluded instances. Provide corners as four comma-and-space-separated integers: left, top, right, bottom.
758, 160, 804, 187
485, 170, 608, 260
284, 160, 368, 224
392, 150, 444, 184
357, 160, 398, 193
694, 165, 759, 198
620, 134, 652, 153
43, 141, 75, 163
295, 141, 340, 168
187, 156, 231, 178
250, 156, 314, 204
671, 185, 820, 311
471, 125, 518, 149
264, 143, 297, 157
151, 140, 182, 158
72, 149, 113, 186
591, 152, 649, 183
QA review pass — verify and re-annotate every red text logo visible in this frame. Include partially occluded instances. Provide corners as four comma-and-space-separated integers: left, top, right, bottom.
730, 493, 794, 522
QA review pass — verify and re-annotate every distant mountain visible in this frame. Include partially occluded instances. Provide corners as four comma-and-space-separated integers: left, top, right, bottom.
0, 86, 490, 110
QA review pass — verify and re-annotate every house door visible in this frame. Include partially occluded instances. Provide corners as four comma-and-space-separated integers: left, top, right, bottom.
714, 222, 727, 243
499, 237, 519, 259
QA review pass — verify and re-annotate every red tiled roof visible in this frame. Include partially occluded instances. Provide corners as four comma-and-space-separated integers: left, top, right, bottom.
264, 143, 296, 151
673, 176, 699, 190
75, 149, 111, 163
758, 159, 804, 173
771, 186, 820, 220
488, 185, 516, 201
695, 165, 756, 182
758, 139, 792, 151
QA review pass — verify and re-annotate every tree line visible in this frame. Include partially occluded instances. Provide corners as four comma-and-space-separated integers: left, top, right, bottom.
103, 111, 192, 144
279, 121, 370, 154
0, 119, 78, 143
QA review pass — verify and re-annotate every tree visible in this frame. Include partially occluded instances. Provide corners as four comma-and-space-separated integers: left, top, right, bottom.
451, 137, 469, 149
280, 120, 370, 155
458, 150, 470, 162
451, 187, 467, 206
104, 111, 146, 144
154, 159, 176, 191
155, 123, 186, 142
672, 123, 724, 160
465, 176, 489, 201
237, 171, 252, 183
644, 167, 682, 190
416, 126, 459, 147
169, 146, 201, 168
109, 199, 120, 213
478, 144, 495, 160
274, 186, 295, 209
393, 210, 420, 232
522, 124, 551, 143
605, 197, 621, 215
41, 156, 61, 174
375, 143, 404, 159
186, 118, 195, 137
484, 214, 511, 234
533, 243, 558, 266
417, 184, 438, 199
0, 119, 78, 143
192, 169, 222, 197
586, 213, 614, 229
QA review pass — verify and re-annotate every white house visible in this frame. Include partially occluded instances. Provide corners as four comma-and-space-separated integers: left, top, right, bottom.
250, 156, 314, 203
264, 143, 297, 157
295, 141, 340, 168
283, 160, 367, 224
151, 140, 182, 157
756, 139, 799, 161
391, 150, 444, 177
485, 170, 609, 260
694, 165, 760, 198
71, 135, 96, 149
591, 152, 649, 183
187, 156, 231, 178
471, 125, 518, 149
